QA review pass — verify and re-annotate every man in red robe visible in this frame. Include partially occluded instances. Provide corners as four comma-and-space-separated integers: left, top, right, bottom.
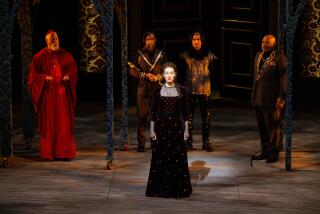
28, 30, 78, 160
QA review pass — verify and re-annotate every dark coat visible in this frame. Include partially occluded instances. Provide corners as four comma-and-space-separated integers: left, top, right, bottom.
129, 48, 167, 96
251, 51, 287, 108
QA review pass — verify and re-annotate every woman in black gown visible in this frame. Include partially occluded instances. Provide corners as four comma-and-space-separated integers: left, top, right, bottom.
146, 62, 192, 198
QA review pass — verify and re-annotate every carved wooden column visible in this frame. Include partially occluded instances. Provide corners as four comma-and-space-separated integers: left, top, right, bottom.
115, 0, 128, 151
79, 0, 107, 73
298, 0, 320, 78
17, 0, 35, 146
92, 0, 114, 161
0, 0, 22, 167
284, 0, 308, 170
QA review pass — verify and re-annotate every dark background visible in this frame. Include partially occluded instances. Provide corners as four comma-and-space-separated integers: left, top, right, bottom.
11, 0, 319, 110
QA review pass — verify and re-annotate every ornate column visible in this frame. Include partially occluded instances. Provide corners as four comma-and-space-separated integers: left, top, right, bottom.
284, 0, 308, 170
0, 0, 22, 167
79, 0, 107, 73
92, 0, 114, 161
277, 0, 286, 155
298, 0, 320, 78
115, 0, 128, 151
17, 0, 35, 146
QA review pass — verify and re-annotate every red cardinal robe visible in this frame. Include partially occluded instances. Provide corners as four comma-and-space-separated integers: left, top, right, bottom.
28, 48, 78, 160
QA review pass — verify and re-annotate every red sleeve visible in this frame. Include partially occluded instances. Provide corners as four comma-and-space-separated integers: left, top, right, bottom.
63, 51, 78, 109
28, 55, 47, 113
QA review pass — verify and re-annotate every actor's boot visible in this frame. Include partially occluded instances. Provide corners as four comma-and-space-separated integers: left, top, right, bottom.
201, 117, 212, 152
250, 144, 271, 166
266, 153, 279, 163
266, 147, 279, 163
138, 145, 145, 152
202, 131, 213, 152
202, 141, 213, 152
137, 140, 145, 152
252, 141, 271, 160
251, 151, 269, 160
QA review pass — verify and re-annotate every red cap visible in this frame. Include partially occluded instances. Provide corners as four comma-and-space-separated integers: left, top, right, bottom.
45, 29, 57, 36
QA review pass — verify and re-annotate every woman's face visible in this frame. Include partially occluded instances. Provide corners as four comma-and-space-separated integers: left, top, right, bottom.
163, 67, 176, 84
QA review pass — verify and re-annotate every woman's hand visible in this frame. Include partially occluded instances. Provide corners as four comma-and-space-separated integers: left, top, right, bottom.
63, 75, 70, 81
46, 76, 53, 82
184, 121, 189, 141
150, 121, 157, 140
184, 129, 189, 141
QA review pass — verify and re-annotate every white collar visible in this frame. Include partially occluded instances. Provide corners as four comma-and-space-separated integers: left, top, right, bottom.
165, 83, 175, 88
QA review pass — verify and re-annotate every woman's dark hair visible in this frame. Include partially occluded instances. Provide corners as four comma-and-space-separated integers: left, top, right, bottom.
162, 62, 177, 76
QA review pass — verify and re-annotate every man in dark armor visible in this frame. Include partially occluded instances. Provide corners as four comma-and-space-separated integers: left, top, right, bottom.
179, 31, 218, 152
251, 34, 287, 163
128, 32, 167, 152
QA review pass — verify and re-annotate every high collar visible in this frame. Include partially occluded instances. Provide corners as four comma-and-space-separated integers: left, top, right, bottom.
164, 82, 175, 88
188, 47, 209, 59
46, 47, 61, 54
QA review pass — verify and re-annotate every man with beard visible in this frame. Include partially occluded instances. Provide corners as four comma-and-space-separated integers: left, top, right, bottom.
179, 31, 218, 152
251, 34, 286, 163
128, 32, 167, 152
28, 30, 78, 160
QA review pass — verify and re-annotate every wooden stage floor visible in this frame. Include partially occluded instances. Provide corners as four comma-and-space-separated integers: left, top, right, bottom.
1, 100, 319, 213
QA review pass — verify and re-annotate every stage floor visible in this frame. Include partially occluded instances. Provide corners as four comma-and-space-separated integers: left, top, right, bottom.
1, 100, 320, 213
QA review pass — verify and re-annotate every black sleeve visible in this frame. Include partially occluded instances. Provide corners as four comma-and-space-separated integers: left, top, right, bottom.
277, 52, 287, 99
252, 52, 260, 84
151, 88, 161, 122
128, 52, 142, 79
180, 87, 190, 122
177, 52, 187, 86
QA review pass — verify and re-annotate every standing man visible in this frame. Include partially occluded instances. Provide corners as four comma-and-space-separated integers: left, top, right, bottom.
128, 32, 167, 152
251, 34, 286, 163
179, 31, 217, 152
28, 30, 78, 160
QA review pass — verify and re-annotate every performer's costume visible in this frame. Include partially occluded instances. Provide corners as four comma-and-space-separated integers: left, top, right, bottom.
251, 50, 286, 163
28, 48, 78, 160
146, 86, 192, 198
180, 48, 217, 151
129, 48, 167, 151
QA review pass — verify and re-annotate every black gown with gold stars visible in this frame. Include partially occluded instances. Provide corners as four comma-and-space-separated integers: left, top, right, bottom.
146, 86, 192, 198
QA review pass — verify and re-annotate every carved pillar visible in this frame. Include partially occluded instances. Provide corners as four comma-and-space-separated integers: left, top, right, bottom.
79, 0, 107, 73
115, 0, 128, 151
92, 0, 114, 161
284, 0, 308, 170
298, 0, 320, 78
17, 0, 35, 145
0, 0, 22, 166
